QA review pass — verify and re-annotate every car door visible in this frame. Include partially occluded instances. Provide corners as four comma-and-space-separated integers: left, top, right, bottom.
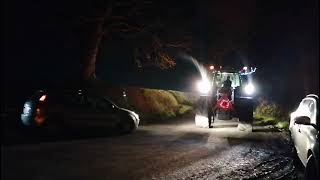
298, 99, 316, 165
61, 92, 99, 129
86, 96, 120, 128
291, 100, 306, 152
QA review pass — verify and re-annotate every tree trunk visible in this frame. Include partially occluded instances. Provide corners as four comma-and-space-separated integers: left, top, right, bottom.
81, 20, 105, 82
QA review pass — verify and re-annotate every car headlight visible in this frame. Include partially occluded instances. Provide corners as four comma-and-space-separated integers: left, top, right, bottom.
244, 83, 255, 95
130, 112, 139, 120
133, 112, 139, 120
197, 79, 211, 94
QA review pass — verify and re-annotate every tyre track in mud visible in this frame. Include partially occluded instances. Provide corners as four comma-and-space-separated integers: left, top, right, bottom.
159, 135, 302, 180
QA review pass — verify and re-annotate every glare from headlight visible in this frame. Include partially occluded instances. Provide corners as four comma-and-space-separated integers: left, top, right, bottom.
197, 79, 211, 94
244, 83, 255, 95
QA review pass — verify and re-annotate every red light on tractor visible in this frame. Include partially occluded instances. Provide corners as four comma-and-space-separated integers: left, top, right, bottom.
218, 99, 233, 109
219, 99, 231, 109
39, 95, 46, 102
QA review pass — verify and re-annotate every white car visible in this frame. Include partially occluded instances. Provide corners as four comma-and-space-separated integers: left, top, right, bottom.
289, 94, 319, 179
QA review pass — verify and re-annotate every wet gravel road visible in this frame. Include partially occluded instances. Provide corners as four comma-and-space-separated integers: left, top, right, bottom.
2, 117, 304, 180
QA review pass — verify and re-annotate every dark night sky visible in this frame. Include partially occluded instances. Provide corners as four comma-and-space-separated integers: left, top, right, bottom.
2, 0, 319, 108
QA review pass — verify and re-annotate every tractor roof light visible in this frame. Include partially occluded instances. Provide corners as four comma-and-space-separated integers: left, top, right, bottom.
240, 67, 257, 75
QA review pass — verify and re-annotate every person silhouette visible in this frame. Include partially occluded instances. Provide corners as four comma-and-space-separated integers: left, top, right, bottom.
223, 76, 232, 88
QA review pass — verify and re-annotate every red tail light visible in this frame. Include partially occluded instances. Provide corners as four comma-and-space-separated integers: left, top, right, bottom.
39, 95, 46, 102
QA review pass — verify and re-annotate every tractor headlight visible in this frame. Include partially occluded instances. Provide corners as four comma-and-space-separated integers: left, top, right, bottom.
197, 79, 211, 94
244, 83, 255, 95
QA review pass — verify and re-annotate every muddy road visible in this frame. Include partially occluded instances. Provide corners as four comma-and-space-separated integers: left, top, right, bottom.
2, 117, 304, 180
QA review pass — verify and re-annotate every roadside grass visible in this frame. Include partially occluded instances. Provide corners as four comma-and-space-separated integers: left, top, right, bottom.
99, 86, 197, 123
178, 105, 193, 115
254, 98, 289, 130
168, 90, 194, 106
139, 88, 179, 120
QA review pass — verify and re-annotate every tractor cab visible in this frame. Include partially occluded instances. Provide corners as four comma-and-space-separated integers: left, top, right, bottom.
195, 65, 257, 129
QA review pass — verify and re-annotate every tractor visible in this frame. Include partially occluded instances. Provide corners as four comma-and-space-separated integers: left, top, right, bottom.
195, 66, 257, 130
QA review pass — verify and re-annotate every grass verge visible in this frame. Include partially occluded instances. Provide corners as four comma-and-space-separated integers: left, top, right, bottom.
99, 86, 197, 123
254, 98, 289, 130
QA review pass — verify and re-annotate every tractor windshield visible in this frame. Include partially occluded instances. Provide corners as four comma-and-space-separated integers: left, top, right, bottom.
213, 72, 241, 88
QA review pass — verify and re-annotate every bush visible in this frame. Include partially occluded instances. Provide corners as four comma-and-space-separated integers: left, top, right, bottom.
177, 105, 193, 115
168, 90, 194, 106
141, 88, 179, 115
255, 99, 282, 118
276, 121, 289, 130
254, 98, 289, 130
101, 86, 196, 122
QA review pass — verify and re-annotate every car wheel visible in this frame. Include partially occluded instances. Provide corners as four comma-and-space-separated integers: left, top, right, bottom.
305, 154, 319, 180
118, 119, 135, 134
292, 151, 302, 168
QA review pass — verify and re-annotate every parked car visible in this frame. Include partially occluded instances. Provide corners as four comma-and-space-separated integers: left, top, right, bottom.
21, 89, 139, 134
289, 94, 319, 179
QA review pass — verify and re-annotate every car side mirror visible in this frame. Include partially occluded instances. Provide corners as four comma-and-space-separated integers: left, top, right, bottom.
294, 116, 311, 125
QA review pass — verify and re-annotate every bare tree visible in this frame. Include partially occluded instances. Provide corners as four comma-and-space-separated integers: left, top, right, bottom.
70, 0, 192, 83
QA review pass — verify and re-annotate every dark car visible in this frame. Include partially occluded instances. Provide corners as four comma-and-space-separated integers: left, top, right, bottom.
21, 89, 139, 134
289, 94, 319, 179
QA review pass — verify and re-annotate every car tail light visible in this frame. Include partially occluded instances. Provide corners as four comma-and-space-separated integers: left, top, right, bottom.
39, 95, 46, 102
